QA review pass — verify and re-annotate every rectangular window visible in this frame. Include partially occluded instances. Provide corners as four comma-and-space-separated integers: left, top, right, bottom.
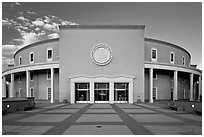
183, 88, 185, 99
153, 70, 157, 79
75, 83, 90, 102
19, 75, 21, 82
47, 69, 51, 80
30, 52, 34, 63
114, 83, 129, 101
182, 56, 185, 66
19, 56, 22, 65
153, 87, 157, 100
170, 52, 175, 63
151, 48, 157, 61
18, 88, 21, 98
30, 71, 34, 81
47, 87, 51, 100
30, 87, 34, 97
47, 48, 53, 61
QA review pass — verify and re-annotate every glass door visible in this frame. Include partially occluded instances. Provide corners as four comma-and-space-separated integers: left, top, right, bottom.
75, 83, 90, 103
94, 83, 109, 103
114, 83, 129, 103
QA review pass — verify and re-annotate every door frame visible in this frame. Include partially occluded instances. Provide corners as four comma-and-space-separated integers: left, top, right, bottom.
70, 76, 134, 104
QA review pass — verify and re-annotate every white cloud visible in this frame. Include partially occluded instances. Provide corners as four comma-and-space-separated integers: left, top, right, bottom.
48, 33, 59, 39
27, 10, 36, 15
21, 32, 38, 45
197, 62, 202, 70
17, 16, 29, 22
32, 20, 44, 26
2, 19, 12, 26
2, 44, 19, 57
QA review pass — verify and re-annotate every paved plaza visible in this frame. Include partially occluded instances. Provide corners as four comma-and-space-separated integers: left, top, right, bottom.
2, 103, 202, 135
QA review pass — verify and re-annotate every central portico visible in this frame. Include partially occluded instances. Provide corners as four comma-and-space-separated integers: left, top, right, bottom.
70, 76, 134, 104
59, 25, 145, 103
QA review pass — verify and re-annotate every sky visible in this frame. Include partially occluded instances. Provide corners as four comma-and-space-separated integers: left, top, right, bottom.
2, 2, 202, 71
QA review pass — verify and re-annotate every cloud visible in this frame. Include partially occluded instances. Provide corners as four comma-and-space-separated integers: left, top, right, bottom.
2, 19, 12, 26
32, 20, 44, 26
21, 32, 38, 45
2, 44, 19, 57
197, 62, 202, 70
17, 16, 29, 22
48, 33, 59, 39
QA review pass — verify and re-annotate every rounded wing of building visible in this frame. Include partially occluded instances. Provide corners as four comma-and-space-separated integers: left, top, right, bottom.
2, 25, 202, 103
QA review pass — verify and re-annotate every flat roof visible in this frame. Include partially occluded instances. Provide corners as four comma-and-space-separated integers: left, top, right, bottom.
59, 25, 145, 30
14, 38, 59, 58
145, 38, 191, 58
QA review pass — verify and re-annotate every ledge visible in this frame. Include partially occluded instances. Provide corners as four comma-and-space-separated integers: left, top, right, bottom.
60, 25, 145, 30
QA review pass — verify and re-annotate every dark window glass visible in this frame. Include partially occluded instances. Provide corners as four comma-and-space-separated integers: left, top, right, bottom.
152, 50, 157, 59
48, 50, 52, 59
30, 71, 34, 81
30, 53, 34, 62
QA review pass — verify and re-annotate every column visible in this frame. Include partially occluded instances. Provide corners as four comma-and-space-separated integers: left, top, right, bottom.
2, 76, 6, 98
173, 70, 178, 100
26, 70, 30, 97
149, 68, 153, 103
90, 81, 94, 104
198, 76, 202, 100
110, 82, 114, 104
190, 73, 194, 101
70, 80, 75, 104
51, 68, 54, 103
129, 81, 133, 104
10, 73, 14, 97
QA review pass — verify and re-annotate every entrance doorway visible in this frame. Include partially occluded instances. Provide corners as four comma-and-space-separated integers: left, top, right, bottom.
114, 83, 128, 103
94, 83, 109, 103
75, 83, 90, 103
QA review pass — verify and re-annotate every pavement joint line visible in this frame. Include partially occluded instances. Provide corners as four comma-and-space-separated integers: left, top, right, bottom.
73, 122, 125, 125
43, 104, 92, 135
3, 122, 59, 126
111, 104, 153, 135
134, 104, 202, 127
2, 104, 67, 123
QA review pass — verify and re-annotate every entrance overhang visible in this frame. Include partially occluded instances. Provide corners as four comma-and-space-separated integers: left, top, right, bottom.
70, 75, 134, 104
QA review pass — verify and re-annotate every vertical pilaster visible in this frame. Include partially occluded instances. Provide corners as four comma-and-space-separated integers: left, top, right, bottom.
129, 81, 133, 104
173, 70, 178, 100
10, 73, 14, 97
198, 76, 202, 100
90, 81, 94, 104
2, 76, 6, 98
149, 68, 153, 103
26, 70, 30, 97
70, 80, 75, 104
190, 73, 194, 101
110, 82, 114, 104
51, 68, 54, 103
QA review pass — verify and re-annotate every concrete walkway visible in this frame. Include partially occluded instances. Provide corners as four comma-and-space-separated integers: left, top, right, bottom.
2, 103, 202, 135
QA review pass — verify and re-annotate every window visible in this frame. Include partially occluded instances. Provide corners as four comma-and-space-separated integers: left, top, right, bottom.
182, 56, 185, 66
19, 56, 22, 65
153, 70, 157, 79
75, 83, 90, 102
30, 71, 34, 81
170, 52, 175, 64
30, 52, 34, 63
153, 87, 157, 100
114, 83, 129, 101
183, 88, 185, 99
47, 69, 51, 80
18, 88, 21, 98
47, 87, 51, 100
151, 48, 157, 61
47, 48, 53, 61
30, 87, 34, 97
19, 75, 21, 82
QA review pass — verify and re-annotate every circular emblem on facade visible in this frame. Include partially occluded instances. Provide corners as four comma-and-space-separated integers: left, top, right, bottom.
91, 44, 112, 66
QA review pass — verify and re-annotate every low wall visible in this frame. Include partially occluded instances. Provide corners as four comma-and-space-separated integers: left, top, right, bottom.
2, 97, 35, 114
174, 100, 202, 114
